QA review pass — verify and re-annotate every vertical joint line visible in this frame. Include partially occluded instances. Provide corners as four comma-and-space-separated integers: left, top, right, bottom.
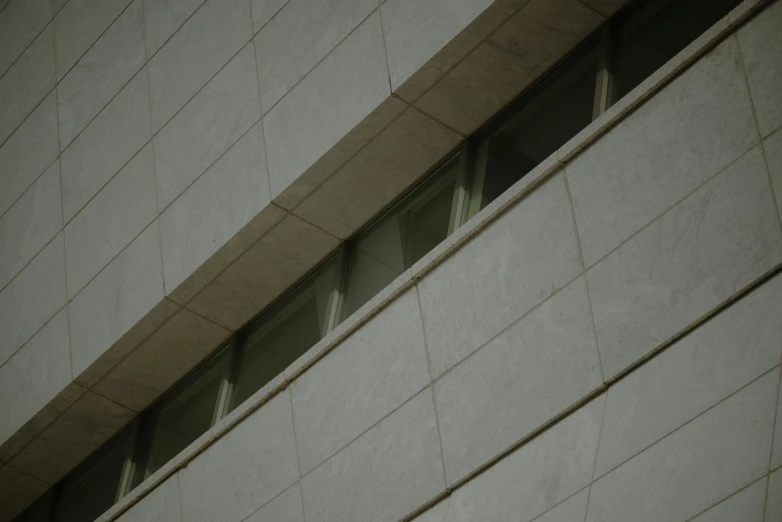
593, 21, 614, 119
324, 243, 350, 334
448, 141, 471, 235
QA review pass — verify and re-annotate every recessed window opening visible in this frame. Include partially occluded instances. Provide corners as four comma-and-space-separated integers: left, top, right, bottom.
11, 0, 744, 519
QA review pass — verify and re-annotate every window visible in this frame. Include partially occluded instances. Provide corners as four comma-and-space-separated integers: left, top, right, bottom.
466, 37, 600, 219
227, 259, 337, 412
610, 0, 741, 103
12, 0, 748, 520
55, 431, 133, 522
130, 348, 230, 488
338, 156, 461, 322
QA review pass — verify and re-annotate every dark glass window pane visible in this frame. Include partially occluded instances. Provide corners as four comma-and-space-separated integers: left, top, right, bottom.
611, 0, 741, 103
132, 348, 229, 487
55, 431, 131, 522
340, 157, 459, 322
466, 38, 599, 219
228, 260, 336, 412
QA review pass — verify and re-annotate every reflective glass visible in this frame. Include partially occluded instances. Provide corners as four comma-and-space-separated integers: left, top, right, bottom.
55, 431, 131, 522
611, 0, 741, 103
339, 157, 459, 322
228, 260, 336, 412
131, 348, 229, 487
466, 37, 599, 219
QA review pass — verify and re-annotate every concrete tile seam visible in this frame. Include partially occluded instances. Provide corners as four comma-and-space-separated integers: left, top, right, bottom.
733, 31, 782, 235
257, 6, 381, 118
403, 0, 547, 106
562, 167, 605, 383
377, 3, 393, 94
593, 365, 781, 484
0, 152, 59, 225
0, 8, 54, 84
248, 0, 290, 38
0, 60, 56, 153
53, 0, 137, 88
282, 101, 412, 218
407, 12, 738, 291
0, 300, 66, 376
526, 485, 591, 522
426, 270, 586, 387
63, 209, 158, 306
601, 261, 782, 389
762, 368, 782, 521
681, 474, 768, 522
0, 209, 64, 298
582, 139, 762, 274
286, 381, 305, 480
98, 376, 290, 522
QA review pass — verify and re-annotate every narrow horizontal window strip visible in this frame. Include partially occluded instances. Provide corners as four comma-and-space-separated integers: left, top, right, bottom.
9, 0, 745, 519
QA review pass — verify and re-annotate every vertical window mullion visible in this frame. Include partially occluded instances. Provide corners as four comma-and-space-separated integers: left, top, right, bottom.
114, 418, 141, 501
322, 244, 350, 334
592, 21, 615, 119
448, 141, 471, 234
212, 336, 240, 425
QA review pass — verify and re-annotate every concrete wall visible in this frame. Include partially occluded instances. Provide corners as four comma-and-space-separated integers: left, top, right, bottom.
103, 2, 782, 521
1, 0, 781, 520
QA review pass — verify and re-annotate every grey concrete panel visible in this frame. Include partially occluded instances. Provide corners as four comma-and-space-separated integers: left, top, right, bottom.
188, 215, 338, 330
301, 389, 445, 522
772, 373, 782, 471
533, 489, 589, 522
0, 465, 48, 522
142, 0, 204, 57
417, 173, 582, 379
435, 276, 602, 485
0, 233, 66, 367
116, 474, 181, 522
179, 390, 299, 522
10, 390, 134, 484
0, 161, 61, 290
0, 0, 52, 78
53, 0, 131, 80
57, 0, 145, 149
254, 0, 375, 113
60, 67, 151, 222
250, 0, 287, 33
291, 289, 430, 475
767, 468, 782, 522
415, 0, 603, 135
159, 122, 270, 298
586, 370, 778, 522
0, 309, 70, 448
764, 129, 782, 225
595, 273, 782, 477
244, 483, 303, 522
587, 146, 782, 379
93, 309, 229, 412
445, 396, 604, 522
294, 108, 460, 239
147, 0, 252, 132
738, 0, 782, 137
381, 0, 495, 98
568, 37, 757, 267
0, 26, 55, 145
264, 12, 390, 205
68, 223, 164, 382
65, 143, 157, 297
153, 43, 260, 210
690, 478, 766, 522
410, 499, 449, 522
0, 383, 85, 464
0, 91, 58, 217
